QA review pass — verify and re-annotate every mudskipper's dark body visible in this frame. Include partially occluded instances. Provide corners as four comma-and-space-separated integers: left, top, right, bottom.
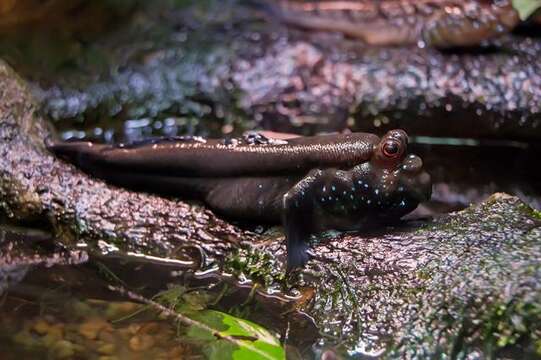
48, 130, 432, 270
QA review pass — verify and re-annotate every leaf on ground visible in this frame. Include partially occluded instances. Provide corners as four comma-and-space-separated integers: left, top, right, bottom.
513, 0, 541, 20
187, 310, 285, 360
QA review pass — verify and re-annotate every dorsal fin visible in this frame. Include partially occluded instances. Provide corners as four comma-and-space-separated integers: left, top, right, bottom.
48, 132, 379, 177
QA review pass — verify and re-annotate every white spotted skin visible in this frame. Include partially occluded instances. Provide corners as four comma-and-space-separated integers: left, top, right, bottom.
310, 162, 422, 231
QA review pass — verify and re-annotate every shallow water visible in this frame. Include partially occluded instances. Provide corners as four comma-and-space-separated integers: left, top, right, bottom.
0, 232, 318, 359
0, 292, 204, 359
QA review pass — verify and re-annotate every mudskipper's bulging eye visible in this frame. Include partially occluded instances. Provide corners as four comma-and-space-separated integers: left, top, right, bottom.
382, 141, 401, 159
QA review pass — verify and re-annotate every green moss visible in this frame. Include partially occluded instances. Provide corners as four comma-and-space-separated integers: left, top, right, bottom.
532, 208, 541, 220
479, 299, 541, 356
223, 246, 286, 288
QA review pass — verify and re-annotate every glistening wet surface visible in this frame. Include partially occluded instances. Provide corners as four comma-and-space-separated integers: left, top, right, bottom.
1, 1, 541, 359
0, 230, 314, 359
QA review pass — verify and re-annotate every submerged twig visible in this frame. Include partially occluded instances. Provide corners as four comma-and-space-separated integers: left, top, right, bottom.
108, 285, 276, 359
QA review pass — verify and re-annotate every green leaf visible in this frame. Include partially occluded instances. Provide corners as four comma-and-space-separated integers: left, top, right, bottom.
207, 341, 239, 360
513, 0, 541, 20
187, 310, 285, 360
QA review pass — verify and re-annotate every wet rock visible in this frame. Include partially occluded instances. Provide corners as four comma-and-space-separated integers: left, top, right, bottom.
248, 35, 541, 140
12, 330, 37, 348
97, 343, 116, 355
42, 325, 64, 347
32, 319, 50, 335
104, 302, 140, 321
4, 1, 538, 141
129, 334, 155, 352
277, 193, 540, 358
0, 60, 255, 264
259, 0, 520, 49
51, 339, 77, 358
78, 318, 111, 340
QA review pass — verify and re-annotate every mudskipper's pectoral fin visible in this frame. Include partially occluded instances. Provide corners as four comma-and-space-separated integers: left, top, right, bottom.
284, 207, 311, 271
283, 170, 322, 271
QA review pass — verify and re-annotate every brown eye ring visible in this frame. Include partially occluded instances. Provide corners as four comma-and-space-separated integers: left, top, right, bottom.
382, 140, 401, 158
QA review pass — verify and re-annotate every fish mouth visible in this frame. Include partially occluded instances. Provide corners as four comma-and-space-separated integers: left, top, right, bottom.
398, 174, 431, 205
